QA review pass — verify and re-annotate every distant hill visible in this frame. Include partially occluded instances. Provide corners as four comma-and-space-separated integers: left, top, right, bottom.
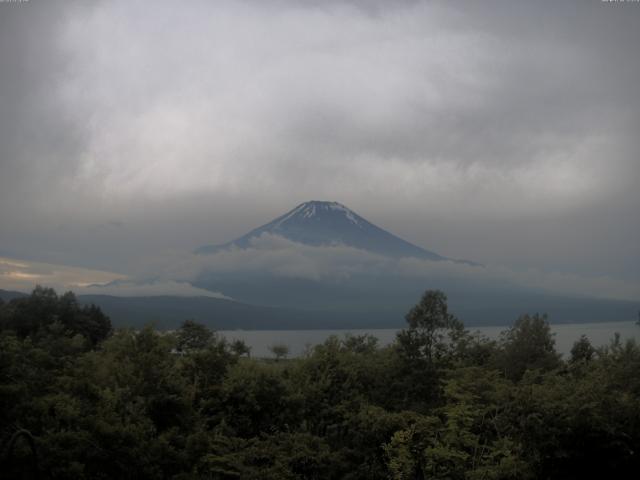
78, 291, 640, 329
0, 289, 28, 301
3, 287, 637, 329
75, 294, 364, 330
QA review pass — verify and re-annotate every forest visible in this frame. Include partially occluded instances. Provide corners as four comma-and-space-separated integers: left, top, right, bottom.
1, 286, 640, 479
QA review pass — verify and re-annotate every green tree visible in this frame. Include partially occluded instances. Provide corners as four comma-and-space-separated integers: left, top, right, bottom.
230, 338, 251, 357
179, 333, 237, 411
270, 343, 290, 361
393, 290, 467, 409
219, 362, 294, 437
0, 286, 112, 345
384, 368, 529, 480
570, 335, 595, 364
176, 319, 214, 352
397, 290, 465, 363
341, 333, 379, 355
498, 313, 561, 381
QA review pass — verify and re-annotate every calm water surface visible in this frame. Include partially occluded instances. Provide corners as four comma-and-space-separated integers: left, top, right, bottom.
220, 321, 639, 358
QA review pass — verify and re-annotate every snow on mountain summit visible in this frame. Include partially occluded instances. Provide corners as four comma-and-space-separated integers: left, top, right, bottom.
273, 201, 363, 229
196, 201, 470, 263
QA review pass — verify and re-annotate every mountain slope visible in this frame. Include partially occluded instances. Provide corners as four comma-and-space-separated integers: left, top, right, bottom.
191, 200, 637, 327
0, 289, 28, 301
197, 200, 457, 261
75, 294, 386, 329
3, 288, 637, 329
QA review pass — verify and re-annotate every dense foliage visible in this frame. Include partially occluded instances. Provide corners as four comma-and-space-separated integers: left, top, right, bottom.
1, 287, 640, 479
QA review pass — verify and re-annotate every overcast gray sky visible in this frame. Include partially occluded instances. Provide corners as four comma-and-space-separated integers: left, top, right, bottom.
1, 0, 639, 288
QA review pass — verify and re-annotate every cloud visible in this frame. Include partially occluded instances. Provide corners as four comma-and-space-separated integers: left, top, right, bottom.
0, 256, 123, 293
0, 256, 228, 299
52, 0, 634, 214
4, 1, 638, 210
128, 234, 640, 302
109, 235, 388, 285
3, 230, 639, 303
0, 0, 638, 284
75, 280, 230, 299
393, 257, 640, 303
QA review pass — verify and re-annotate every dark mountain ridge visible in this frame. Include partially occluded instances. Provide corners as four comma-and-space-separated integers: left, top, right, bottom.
3, 288, 637, 330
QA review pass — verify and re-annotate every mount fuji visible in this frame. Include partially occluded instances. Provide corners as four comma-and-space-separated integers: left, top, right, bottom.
50, 202, 636, 329
197, 200, 470, 263
188, 201, 636, 327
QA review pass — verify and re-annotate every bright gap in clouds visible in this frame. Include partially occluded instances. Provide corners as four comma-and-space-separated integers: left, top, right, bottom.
0, 256, 227, 299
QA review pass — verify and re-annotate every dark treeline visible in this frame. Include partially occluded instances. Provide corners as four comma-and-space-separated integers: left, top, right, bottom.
1, 287, 640, 479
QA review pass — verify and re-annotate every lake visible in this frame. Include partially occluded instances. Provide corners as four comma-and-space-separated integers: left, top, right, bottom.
220, 321, 640, 358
